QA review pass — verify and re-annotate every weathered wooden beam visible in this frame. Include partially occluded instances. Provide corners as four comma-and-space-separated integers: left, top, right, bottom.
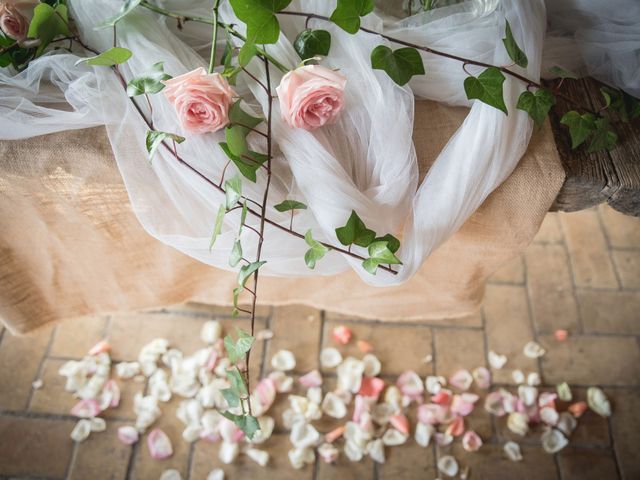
548, 77, 640, 217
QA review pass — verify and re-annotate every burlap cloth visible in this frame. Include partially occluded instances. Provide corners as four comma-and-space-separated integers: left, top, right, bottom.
0, 100, 564, 334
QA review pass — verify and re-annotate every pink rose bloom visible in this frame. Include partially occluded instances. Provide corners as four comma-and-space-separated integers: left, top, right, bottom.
0, 1, 37, 40
276, 64, 346, 131
162, 67, 235, 134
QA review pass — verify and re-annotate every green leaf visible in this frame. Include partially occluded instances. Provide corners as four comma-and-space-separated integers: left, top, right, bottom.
548, 66, 579, 79
373, 234, 401, 253
335, 210, 376, 248
304, 230, 330, 269
274, 200, 307, 212
238, 42, 257, 67
235, 328, 254, 357
362, 240, 402, 275
600, 87, 640, 122
221, 35, 233, 69
228, 0, 292, 44
219, 143, 268, 183
464, 67, 508, 115
229, 239, 243, 267
239, 201, 248, 232
96, 0, 141, 29
330, 0, 374, 34
27, 3, 70, 55
560, 111, 596, 149
224, 334, 239, 363
209, 204, 226, 251
370, 45, 425, 86
225, 176, 243, 210
220, 411, 260, 440
502, 19, 528, 68
238, 261, 266, 287
145, 130, 185, 160
221, 388, 240, 408
225, 125, 249, 157
226, 368, 247, 396
587, 118, 618, 153
516, 88, 556, 127
126, 62, 171, 97
294, 29, 331, 60
77, 47, 132, 67
229, 100, 263, 130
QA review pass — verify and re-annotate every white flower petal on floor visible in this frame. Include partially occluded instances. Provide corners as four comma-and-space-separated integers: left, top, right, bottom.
318, 442, 339, 463
322, 392, 348, 419
134, 393, 161, 433
587, 387, 612, 417
319, 348, 342, 369
362, 354, 381, 377
299, 370, 323, 388
523, 341, 546, 359
337, 357, 365, 393
148, 428, 173, 460
557, 382, 573, 402
504, 441, 523, 461
268, 371, 294, 393
307, 387, 323, 406
366, 438, 385, 463
219, 441, 240, 464
89, 417, 106, 432
118, 425, 139, 445
206, 469, 225, 480
290, 421, 321, 449
556, 412, 578, 437
382, 428, 408, 446
288, 447, 315, 469
396, 371, 423, 402
149, 369, 172, 402
527, 372, 541, 386
462, 430, 483, 452
245, 448, 270, 466
507, 412, 529, 436
541, 428, 569, 453
182, 424, 203, 442
472, 367, 491, 389
344, 440, 364, 462
250, 416, 274, 445
200, 320, 222, 344
488, 351, 508, 370
70, 419, 92, 442
270, 350, 296, 371
159, 469, 182, 480
449, 369, 473, 391
415, 422, 435, 447
517, 385, 538, 406
115, 361, 140, 379
511, 369, 525, 384
540, 406, 559, 426
437, 455, 459, 477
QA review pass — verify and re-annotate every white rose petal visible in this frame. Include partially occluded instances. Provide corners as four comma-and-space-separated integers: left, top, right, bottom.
415, 422, 435, 447
319, 348, 342, 369
523, 341, 546, 359
219, 441, 240, 464
587, 387, 612, 417
159, 469, 182, 480
71, 419, 92, 442
366, 439, 385, 464
382, 428, 407, 446
322, 392, 348, 419
541, 428, 568, 453
245, 448, 269, 466
270, 350, 296, 372
207, 469, 225, 480
504, 441, 523, 461
437, 455, 459, 477
362, 354, 381, 377
200, 320, 222, 344
488, 351, 508, 369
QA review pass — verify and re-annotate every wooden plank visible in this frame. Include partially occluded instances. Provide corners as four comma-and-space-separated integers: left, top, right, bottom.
548, 77, 640, 217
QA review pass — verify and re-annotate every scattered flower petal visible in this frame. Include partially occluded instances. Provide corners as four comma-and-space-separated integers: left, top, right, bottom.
318, 442, 339, 463
357, 340, 374, 353
159, 469, 182, 480
367, 438, 385, 463
71, 419, 92, 442
587, 387, 611, 417
554, 329, 569, 341
322, 392, 348, 419
288, 447, 314, 469
418, 403, 449, 425
422, 354, 433, 364
290, 421, 320, 449
527, 372, 541, 386
337, 357, 365, 393
415, 422, 435, 447
540, 406, 559, 426
88, 340, 111, 356
256, 329, 274, 341
462, 430, 483, 452
116, 361, 141, 379
541, 428, 568, 453
503, 441, 522, 461
245, 448, 269, 466
299, 370, 323, 389
437, 455, 459, 477
207, 469, 224, 480
148, 428, 173, 460
270, 350, 296, 372
557, 382, 572, 402
118, 425, 139, 445
319, 348, 342, 369
451, 394, 476, 417
511, 370, 525, 385
488, 351, 507, 369
472, 367, 491, 389
435, 432, 454, 446
518, 385, 538, 406
523, 341, 546, 359
358, 377, 385, 399
484, 390, 507, 416
89, 417, 106, 432
70, 399, 101, 418
556, 412, 577, 436
332, 326, 352, 345
445, 415, 465, 437
200, 320, 222, 344
507, 412, 529, 436
382, 428, 407, 446
449, 369, 473, 391
431, 389, 453, 406
389, 414, 410, 435
569, 401, 588, 418
362, 354, 381, 377
425, 375, 447, 395
32, 379, 43, 390
325, 426, 345, 443
219, 441, 239, 464
268, 371, 294, 393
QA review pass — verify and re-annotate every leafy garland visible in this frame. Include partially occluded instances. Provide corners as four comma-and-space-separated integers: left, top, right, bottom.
3, 0, 638, 438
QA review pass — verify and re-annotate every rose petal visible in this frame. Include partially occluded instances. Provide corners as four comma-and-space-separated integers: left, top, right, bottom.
435, 432, 453, 446
118, 425, 139, 445
366, 438, 385, 463
556, 382, 573, 402
159, 469, 182, 480
431, 389, 453, 406
317, 442, 339, 463
207, 469, 225, 480
322, 392, 348, 419
116, 362, 140, 379
148, 428, 173, 459
358, 377, 385, 399
362, 354, 381, 377
290, 421, 320, 449
587, 387, 611, 417
484, 391, 506, 416
71, 419, 92, 442
451, 394, 476, 417
268, 371, 294, 393
397, 371, 423, 401
219, 441, 239, 464
445, 415, 465, 437
568, 401, 588, 418
437, 455, 459, 477
462, 430, 483, 452
518, 385, 538, 407
200, 320, 222, 344
319, 348, 342, 369
381, 428, 407, 446
523, 341, 546, 359
270, 350, 296, 371
507, 412, 529, 436
357, 340, 374, 353
299, 370, 323, 389
425, 375, 447, 395
449, 369, 473, 391
245, 448, 269, 466
417, 403, 450, 425
337, 357, 364, 394
472, 367, 491, 389
556, 412, 577, 436
88, 340, 111, 356
503, 441, 523, 461
527, 372, 541, 386
389, 413, 410, 435
488, 351, 507, 369
541, 428, 568, 453
70, 399, 101, 418
288, 447, 315, 469
554, 329, 569, 341
415, 422, 435, 447
511, 369, 525, 384
540, 406, 559, 426
332, 325, 352, 345
324, 426, 345, 443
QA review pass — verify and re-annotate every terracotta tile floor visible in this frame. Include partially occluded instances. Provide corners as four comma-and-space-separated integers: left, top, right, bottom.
0, 205, 639, 480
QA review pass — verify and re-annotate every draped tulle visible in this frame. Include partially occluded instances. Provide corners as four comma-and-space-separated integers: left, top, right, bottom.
0, 0, 635, 286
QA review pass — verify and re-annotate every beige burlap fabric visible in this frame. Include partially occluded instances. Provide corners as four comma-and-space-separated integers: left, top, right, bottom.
0, 100, 564, 334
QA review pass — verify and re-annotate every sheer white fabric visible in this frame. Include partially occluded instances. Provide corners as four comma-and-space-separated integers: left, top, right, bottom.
0, 0, 628, 286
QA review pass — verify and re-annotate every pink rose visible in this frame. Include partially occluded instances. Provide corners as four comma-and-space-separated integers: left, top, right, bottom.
0, 1, 36, 40
276, 64, 346, 131
162, 67, 235, 134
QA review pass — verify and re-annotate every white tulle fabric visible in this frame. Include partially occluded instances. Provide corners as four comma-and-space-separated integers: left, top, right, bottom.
0, 0, 627, 286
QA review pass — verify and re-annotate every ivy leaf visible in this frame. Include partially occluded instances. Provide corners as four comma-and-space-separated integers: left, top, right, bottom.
220, 411, 260, 440
126, 62, 171, 97
235, 328, 255, 357
238, 261, 266, 287
274, 200, 307, 212
76, 47, 132, 67
221, 388, 240, 408
97, 0, 141, 29
362, 240, 402, 275
587, 118, 618, 153
224, 335, 239, 363
239, 201, 248, 233
516, 88, 556, 127
294, 29, 331, 60
373, 234, 400, 254
219, 143, 268, 183
229, 239, 243, 267
221, 35, 233, 69
27, 3, 70, 55
145, 130, 185, 160
226, 368, 247, 396
304, 230, 330, 269
229, 101, 263, 132
335, 210, 376, 248
464, 67, 508, 115
560, 111, 597, 149
238, 42, 257, 67
502, 20, 528, 68
225, 126, 249, 157
209, 204, 226, 250
228, 0, 292, 44
548, 66, 579, 79
600, 87, 640, 122
370, 45, 425, 86
330, 0, 374, 34
225, 176, 242, 210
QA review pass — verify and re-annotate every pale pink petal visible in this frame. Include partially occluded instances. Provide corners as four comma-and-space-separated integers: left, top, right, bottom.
450, 395, 475, 417
70, 399, 101, 418
389, 413, 410, 435
472, 367, 491, 389
298, 370, 323, 389
357, 340, 374, 353
318, 442, 339, 463
445, 415, 465, 437
148, 428, 173, 459
554, 329, 569, 341
417, 403, 449, 425
118, 425, 139, 445
431, 389, 453, 406
449, 369, 473, 391
324, 426, 345, 443
358, 377, 385, 399
88, 340, 111, 356
462, 430, 483, 452
484, 391, 506, 416
397, 371, 424, 401
331, 325, 352, 345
